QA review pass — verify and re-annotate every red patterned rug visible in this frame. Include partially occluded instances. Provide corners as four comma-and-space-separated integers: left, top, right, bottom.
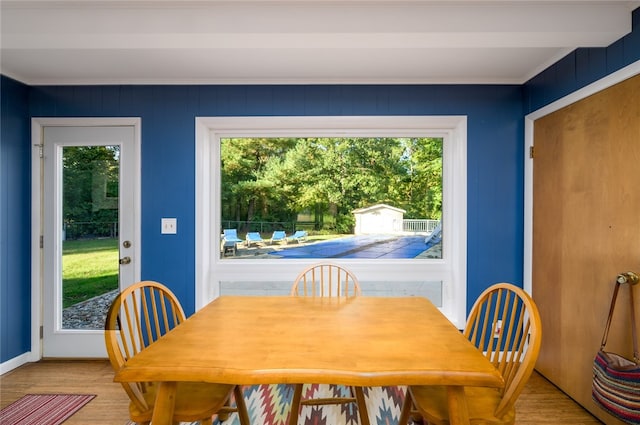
0, 394, 95, 425
125, 384, 406, 425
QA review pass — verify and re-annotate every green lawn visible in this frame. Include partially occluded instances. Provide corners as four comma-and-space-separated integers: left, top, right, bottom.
62, 238, 119, 308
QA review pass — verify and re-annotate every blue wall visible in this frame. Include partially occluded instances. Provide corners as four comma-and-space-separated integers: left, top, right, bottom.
1, 6, 638, 364
1, 76, 31, 362
28, 84, 525, 315
524, 7, 640, 112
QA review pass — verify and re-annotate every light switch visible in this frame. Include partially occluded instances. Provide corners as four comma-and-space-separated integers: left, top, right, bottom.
161, 218, 177, 234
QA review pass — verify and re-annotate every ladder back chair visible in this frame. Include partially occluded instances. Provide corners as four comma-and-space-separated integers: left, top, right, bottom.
288, 263, 369, 425
104, 280, 250, 425
290, 262, 361, 297
399, 282, 542, 425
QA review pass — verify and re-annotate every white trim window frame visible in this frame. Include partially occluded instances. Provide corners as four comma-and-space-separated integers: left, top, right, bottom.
196, 116, 467, 328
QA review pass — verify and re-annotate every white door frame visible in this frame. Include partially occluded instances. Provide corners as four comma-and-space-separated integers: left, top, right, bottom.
30, 117, 141, 360
523, 60, 640, 296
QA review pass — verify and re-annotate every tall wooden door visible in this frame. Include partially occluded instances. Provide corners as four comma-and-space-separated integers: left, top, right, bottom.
532, 74, 640, 424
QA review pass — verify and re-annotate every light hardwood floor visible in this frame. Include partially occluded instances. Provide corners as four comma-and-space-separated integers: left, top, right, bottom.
0, 360, 602, 424
0, 360, 130, 425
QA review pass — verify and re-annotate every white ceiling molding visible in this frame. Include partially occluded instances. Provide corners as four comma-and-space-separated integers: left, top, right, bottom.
1, 1, 638, 85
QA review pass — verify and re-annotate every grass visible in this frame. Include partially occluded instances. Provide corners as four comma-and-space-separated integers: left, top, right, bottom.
305, 234, 344, 243
62, 238, 119, 308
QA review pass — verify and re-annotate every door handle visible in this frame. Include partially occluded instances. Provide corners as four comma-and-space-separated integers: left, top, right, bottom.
119, 256, 131, 265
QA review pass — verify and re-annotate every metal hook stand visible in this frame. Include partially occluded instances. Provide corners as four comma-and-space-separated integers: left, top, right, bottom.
617, 271, 639, 285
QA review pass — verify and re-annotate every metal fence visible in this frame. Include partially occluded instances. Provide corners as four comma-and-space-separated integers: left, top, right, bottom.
62, 219, 438, 239
403, 219, 440, 233
63, 221, 118, 240
222, 219, 440, 236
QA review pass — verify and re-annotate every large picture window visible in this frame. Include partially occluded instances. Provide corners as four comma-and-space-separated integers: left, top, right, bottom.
196, 116, 467, 327
219, 136, 443, 260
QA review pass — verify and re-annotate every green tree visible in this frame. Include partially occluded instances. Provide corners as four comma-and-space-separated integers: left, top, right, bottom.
401, 137, 443, 219
63, 146, 119, 238
221, 138, 297, 227
220, 136, 443, 234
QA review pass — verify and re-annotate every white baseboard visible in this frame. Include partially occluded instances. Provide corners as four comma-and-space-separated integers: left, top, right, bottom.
0, 351, 38, 375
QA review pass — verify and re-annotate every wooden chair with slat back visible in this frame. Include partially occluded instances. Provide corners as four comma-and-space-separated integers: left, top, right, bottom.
289, 262, 361, 298
104, 281, 250, 425
288, 263, 370, 425
399, 282, 542, 425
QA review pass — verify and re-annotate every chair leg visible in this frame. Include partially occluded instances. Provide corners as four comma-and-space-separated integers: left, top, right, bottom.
353, 387, 370, 425
398, 389, 413, 425
218, 391, 234, 422
234, 385, 251, 425
288, 384, 304, 425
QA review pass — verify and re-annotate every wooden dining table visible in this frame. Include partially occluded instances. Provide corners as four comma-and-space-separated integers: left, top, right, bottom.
114, 295, 504, 425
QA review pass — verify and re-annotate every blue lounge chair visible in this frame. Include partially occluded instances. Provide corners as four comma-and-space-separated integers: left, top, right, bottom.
270, 230, 287, 244
223, 229, 242, 243
288, 230, 308, 244
221, 229, 243, 255
245, 232, 264, 247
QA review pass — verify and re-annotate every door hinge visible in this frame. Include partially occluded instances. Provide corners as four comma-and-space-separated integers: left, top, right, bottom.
40, 235, 44, 249
40, 326, 44, 339
529, 146, 535, 159
34, 143, 44, 158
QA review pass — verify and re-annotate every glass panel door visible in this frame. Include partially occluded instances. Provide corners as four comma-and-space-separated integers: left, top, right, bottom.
42, 125, 138, 357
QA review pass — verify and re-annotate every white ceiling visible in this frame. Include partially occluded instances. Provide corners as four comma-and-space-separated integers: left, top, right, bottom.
1, 0, 638, 85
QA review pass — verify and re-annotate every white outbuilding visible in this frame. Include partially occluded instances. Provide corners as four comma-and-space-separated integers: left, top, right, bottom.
352, 203, 406, 235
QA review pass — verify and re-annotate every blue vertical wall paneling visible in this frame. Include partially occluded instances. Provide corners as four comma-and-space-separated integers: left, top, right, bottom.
1, 76, 32, 361
141, 87, 197, 302
523, 7, 640, 113
23, 84, 524, 320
